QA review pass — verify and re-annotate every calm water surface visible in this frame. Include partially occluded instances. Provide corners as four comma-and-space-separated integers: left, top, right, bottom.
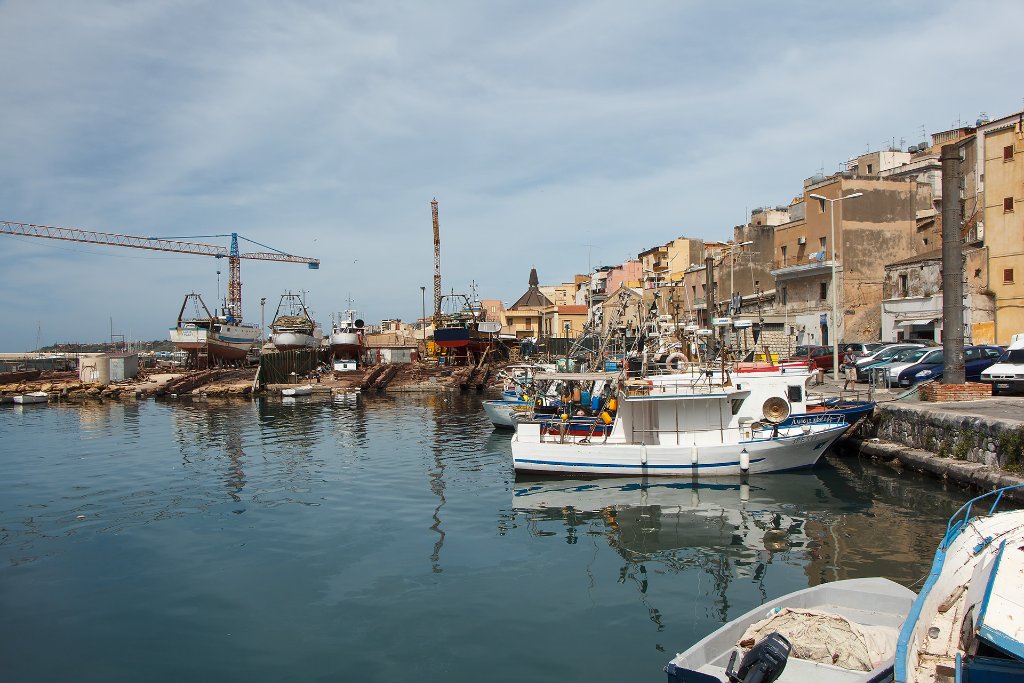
0, 394, 983, 681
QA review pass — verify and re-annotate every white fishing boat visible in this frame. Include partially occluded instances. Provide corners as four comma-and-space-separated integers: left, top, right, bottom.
13, 391, 48, 404
169, 293, 260, 363
510, 369, 850, 476
270, 292, 323, 351
328, 307, 366, 362
895, 484, 1024, 682
664, 578, 917, 682
281, 385, 313, 397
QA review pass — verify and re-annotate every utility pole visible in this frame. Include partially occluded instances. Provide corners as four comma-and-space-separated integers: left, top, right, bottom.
940, 143, 966, 384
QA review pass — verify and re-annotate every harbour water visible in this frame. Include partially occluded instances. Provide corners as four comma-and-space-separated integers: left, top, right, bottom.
0, 394, 985, 681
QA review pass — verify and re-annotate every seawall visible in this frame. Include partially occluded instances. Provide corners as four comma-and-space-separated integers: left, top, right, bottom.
844, 399, 1024, 501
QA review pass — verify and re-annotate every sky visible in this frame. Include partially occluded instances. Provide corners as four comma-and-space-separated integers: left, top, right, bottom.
1, 0, 1022, 350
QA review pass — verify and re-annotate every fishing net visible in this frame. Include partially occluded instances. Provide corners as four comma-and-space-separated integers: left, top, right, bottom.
739, 607, 898, 671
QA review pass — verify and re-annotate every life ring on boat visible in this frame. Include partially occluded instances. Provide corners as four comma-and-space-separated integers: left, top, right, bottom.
665, 351, 687, 372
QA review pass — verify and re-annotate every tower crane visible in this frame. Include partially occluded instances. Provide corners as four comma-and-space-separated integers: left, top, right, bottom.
430, 198, 442, 328
0, 220, 319, 323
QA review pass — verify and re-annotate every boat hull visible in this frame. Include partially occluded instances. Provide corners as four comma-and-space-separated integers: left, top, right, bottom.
13, 392, 48, 404
510, 423, 849, 476
329, 331, 363, 358
483, 399, 532, 428
272, 332, 320, 350
170, 326, 258, 361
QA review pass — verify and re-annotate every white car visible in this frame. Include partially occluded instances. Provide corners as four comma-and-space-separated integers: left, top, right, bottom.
980, 335, 1024, 395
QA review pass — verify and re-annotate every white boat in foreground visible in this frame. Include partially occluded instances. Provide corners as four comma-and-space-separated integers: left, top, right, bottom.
281, 385, 313, 397
511, 370, 850, 476
895, 484, 1024, 682
13, 391, 48, 404
665, 578, 916, 682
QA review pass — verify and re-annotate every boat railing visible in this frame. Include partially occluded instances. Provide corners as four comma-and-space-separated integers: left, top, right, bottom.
942, 483, 1024, 549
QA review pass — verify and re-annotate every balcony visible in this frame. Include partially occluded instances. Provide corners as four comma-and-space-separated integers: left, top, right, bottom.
771, 255, 836, 281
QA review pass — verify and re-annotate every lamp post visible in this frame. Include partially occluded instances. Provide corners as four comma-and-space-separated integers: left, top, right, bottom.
420, 286, 426, 343
808, 191, 863, 380
260, 297, 266, 343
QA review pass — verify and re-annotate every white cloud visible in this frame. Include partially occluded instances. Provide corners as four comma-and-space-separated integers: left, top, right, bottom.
1, 0, 1022, 348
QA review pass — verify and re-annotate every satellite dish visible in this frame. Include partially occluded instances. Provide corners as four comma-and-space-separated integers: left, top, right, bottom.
354, 319, 365, 328
762, 397, 791, 424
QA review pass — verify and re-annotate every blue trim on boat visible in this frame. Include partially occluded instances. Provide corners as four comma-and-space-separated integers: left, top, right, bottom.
975, 540, 1024, 660
894, 483, 1024, 683
513, 458, 766, 470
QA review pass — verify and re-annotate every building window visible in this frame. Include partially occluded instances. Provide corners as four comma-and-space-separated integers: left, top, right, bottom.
867, 163, 873, 174
819, 236, 827, 251
898, 273, 909, 297
1005, 268, 1015, 284
1005, 197, 1014, 212
781, 245, 787, 264
1005, 145, 1014, 161
781, 286, 788, 305
819, 282, 828, 300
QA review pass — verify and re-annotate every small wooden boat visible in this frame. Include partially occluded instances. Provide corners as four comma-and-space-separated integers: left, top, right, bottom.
281, 385, 313, 397
665, 577, 916, 682
894, 484, 1024, 682
13, 391, 48, 405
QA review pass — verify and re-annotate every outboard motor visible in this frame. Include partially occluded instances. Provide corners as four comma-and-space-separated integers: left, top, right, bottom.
725, 632, 791, 683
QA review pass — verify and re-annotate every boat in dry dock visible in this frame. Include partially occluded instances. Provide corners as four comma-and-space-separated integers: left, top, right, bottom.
169, 292, 260, 364
328, 308, 366, 364
433, 293, 502, 363
269, 292, 323, 351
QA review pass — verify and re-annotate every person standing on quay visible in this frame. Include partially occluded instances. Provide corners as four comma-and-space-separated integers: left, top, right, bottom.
842, 347, 857, 391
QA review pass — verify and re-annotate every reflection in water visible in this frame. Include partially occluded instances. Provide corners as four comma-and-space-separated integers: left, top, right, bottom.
0, 394, 997, 683
513, 475, 825, 624
510, 464, 968, 626
426, 393, 447, 573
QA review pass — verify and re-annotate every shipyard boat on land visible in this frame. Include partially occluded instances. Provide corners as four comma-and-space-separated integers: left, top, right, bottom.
433, 293, 501, 361
328, 309, 366, 363
270, 293, 323, 351
169, 293, 260, 364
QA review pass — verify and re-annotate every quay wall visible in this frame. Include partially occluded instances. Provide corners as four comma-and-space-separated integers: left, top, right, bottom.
844, 402, 1024, 499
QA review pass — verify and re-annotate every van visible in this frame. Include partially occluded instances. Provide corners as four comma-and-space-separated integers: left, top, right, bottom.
980, 336, 1024, 395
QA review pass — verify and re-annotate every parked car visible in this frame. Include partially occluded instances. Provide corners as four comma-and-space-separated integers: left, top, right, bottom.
840, 342, 885, 358
862, 347, 943, 383
895, 345, 1004, 387
784, 345, 835, 371
853, 343, 925, 379
980, 337, 1024, 395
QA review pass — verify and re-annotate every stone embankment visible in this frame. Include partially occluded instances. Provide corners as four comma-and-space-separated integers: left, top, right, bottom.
846, 398, 1024, 500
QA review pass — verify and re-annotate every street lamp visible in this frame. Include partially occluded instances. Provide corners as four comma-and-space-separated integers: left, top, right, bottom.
260, 297, 266, 343
808, 191, 864, 380
420, 286, 426, 343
